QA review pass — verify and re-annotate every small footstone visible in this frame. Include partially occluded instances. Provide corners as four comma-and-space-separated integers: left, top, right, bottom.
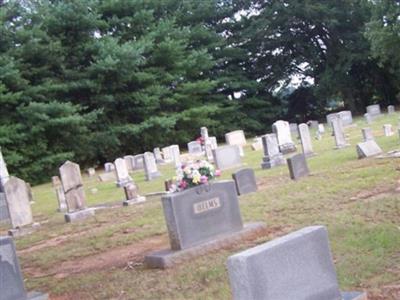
64, 208, 95, 223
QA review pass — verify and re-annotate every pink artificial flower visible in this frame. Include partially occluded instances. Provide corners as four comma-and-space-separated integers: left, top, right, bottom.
179, 180, 188, 189
200, 175, 208, 184
215, 169, 222, 177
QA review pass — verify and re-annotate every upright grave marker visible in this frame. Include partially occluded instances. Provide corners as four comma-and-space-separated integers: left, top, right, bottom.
143, 152, 161, 181
232, 168, 258, 195
361, 128, 374, 142
87, 168, 96, 177
272, 120, 296, 154
356, 140, 383, 158
289, 123, 299, 139
225, 130, 246, 156
52, 176, 67, 212
298, 123, 314, 157
261, 134, 285, 169
0, 147, 9, 187
364, 113, 372, 124
332, 116, 348, 148
227, 226, 367, 300
212, 145, 242, 170
366, 104, 381, 118
153, 147, 165, 164
383, 124, 394, 136
187, 141, 203, 155
251, 137, 263, 151
104, 162, 115, 172
133, 154, 144, 170
337, 110, 353, 126
170, 145, 181, 168
162, 146, 173, 163
124, 155, 135, 170
114, 158, 133, 187
123, 183, 146, 206
287, 154, 309, 180
387, 105, 395, 114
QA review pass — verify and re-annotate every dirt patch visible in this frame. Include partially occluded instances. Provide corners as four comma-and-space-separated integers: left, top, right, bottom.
368, 284, 400, 300
350, 185, 397, 202
257, 175, 288, 190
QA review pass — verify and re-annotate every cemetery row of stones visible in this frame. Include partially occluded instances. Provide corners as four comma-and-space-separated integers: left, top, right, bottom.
0, 103, 396, 299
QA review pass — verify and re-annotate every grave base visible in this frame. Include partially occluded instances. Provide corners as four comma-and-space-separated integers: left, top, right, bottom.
27, 291, 49, 300
279, 143, 297, 154
342, 291, 368, 300
145, 222, 267, 269
123, 196, 146, 206
261, 156, 286, 169
8, 223, 41, 237
335, 143, 350, 149
64, 208, 95, 223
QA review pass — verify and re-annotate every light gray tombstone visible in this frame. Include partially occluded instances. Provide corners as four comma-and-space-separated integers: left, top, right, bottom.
153, 147, 165, 164
287, 154, 309, 180
0, 147, 10, 187
212, 145, 242, 170
366, 104, 381, 118
225, 130, 246, 156
143, 152, 161, 181
104, 162, 115, 172
387, 105, 395, 114
123, 183, 146, 206
326, 113, 338, 127
227, 226, 367, 300
298, 123, 314, 157
87, 168, 96, 177
361, 128, 374, 142
3, 177, 33, 228
251, 137, 263, 151
364, 113, 372, 124
261, 134, 285, 169
318, 123, 325, 134
232, 168, 257, 195
337, 110, 353, 126
200, 126, 209, 140
133, 154, 144, 170
162, 146, 173, 163
124, 155, 135, 170
383, 124, 394, 136
205, 141, 214, 161
52, 176, 67, 212
209, 136, 218, 149
0, 192, 10, 222
272, 120, 296, 154
170, 145, 181, 168
0, 236, 48, 300
307, 120, 319, 129
332, 116, 348, 149
187, 141, 203, 155
289, 123, 299, 138
356, 140, 383, 158
114, 158, 133, 187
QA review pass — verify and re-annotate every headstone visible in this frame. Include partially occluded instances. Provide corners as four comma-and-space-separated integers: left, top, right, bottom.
114, 158, 133, 187
170, 145, 181, 168
289, 123, 299, 138
52, 176, 67, 212
162, 146, 173, 163
287, 154, 309, 180
337, 111, 353, 126
209, 136, 218, 149
383, 124, 394, 136
187, 141, 203, 155
332, 116, 348, 149
307, 120, 319, 129
232, 168, 257, 195
212, 145, 242, 170
318, 124, 325, 134
227, 226, 367, 300
98, 172, 116, 182
124, 155, 135, 170
3, 177, 33, 228
326, 113, 337, 127
153, 147, 165, 164
225, 130, 246, 156
0, 147, 10, 188
272, 120, 296, 154
361, 128, 374, 142
143, 152, 161, 181
104, 162, 115, 172
87, 168, 96, 177
388, 105, 395, 114
251, 137, 263, 151
0, 192, 10, 222
364, 113, 372, 124
298, 123, 314, 157
205, 141, 214, 161
133, 154, 144, 170
123, 183, 146, 206
261, 134, 285, 169
356, 140, 383, 158
26, 183, 34, 203
0, 236, 48, 300
200, 126, 209, 140
366, 104, 381, 117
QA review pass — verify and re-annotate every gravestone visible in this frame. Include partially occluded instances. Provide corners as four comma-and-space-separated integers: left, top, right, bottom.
287, 154, 309, 180
388, 105, 395, 114
162, 146, 173, 163
332, 116, 348, 149
298, 123, 314, 157
59, 161, 94, 222
318, 123, 325, 134
356, 140, 383, 158
104, 162, 115, 172
0, 147, 10, 187
87, 168, 96, 177
209, 136, 218, 149
3, 177, 33, 228
366, 104, 381, 118
52, 176, 67, 212
205, 141, 214, 161
114, 158, 133, 187
289, 123, 299, 138
361, 128, 374, 142
232, 168, 257, 195
307, 120, 319, 129
98, 172, 116, 182
227, 226, 367, 300
123, 183, 146, 206
326, 113, 337, 127
133, 154, 144, 170
187, 141, 203, 155
261, 134, 285, 169
0, 236, 48, 300
364, 113, 372, 124
272, 120, 296, 154
0, 192, 10, 222
170, 145, 181, 168
251, 137, 263, 151
124, 155, 135, 170
145, 180, 266, 269
153, 147, 165, 164
200, 126, 209, 140
383, 124, 394, 136
337, 110, 353, 126
143, 152, 161, 181
212, 145, 242, 170
225, 130, 246, 156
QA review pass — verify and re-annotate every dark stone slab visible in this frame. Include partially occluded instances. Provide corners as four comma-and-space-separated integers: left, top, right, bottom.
145, 222, 267, 269
232, 168, 257, 195
287, 154, 309, 180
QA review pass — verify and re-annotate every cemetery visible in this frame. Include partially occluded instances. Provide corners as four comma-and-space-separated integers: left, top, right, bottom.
1, 1, 400, 299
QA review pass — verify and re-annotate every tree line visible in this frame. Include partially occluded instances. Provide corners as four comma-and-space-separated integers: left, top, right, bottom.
0, 0, 399, 184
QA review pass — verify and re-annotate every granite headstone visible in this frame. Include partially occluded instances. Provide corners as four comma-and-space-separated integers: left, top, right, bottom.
272, 120, 296, 154
356, 140, 383, 158
298, 123, 314, 157
261, 134, 285, 169
287, 154, 309, 180
232, 168, 258, 195
212, 145, 242, 170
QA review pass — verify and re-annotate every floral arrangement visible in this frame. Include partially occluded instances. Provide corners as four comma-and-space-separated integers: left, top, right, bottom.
169, 160, 221, 192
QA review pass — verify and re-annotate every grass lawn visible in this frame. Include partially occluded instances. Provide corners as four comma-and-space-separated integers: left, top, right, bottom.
1, 113, 399, 299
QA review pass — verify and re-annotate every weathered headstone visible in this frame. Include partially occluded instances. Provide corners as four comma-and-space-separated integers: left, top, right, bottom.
153, 147, 165, 164
212, 145, 242, 170
225, 130, 246, 156
3, 177, 33, 228
162, 146, 173, 163
52, 176, 67, 212
227, 226, 367, 300
187, 141, 203, 155
272, 120, 296, 154
98, 172, 116, 182
145, 180, 266, 269
383, 124, 394, 136
200, 126, 209, 140
388, 105, 395, 114
337, 110, 353, 126
133, 154, 144, 170
356, 140, 383, 158
124, 155, 135, 170
232, 168, 257, 195
364, 113, 372, 124
251, 137, 263, 151
326, 113, 337, 127
361, 128, 374, 142
87, 168, 96, 177
0, 192, 10, 222
114, 158, 133, 187
170, 145, 181, 168
205, 142, 214, 161
143, 152, 161, 181
0, 147, 10, 187
366, 104, 381, 118
289, 123, 299, 138
298, 123, 314, 157
318, 123, 325, 134
287, 154, 309, 180
104, 162, 115, 172
261, 134, 285, 169
123, 183, 146, 206
0, 236, 48, 300
209, 136, 218, 149
332, 116, 348, 149
307, 120, 319, 129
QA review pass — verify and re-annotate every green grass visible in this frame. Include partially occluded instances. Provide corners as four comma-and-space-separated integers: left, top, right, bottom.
2, 113, 400, 299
